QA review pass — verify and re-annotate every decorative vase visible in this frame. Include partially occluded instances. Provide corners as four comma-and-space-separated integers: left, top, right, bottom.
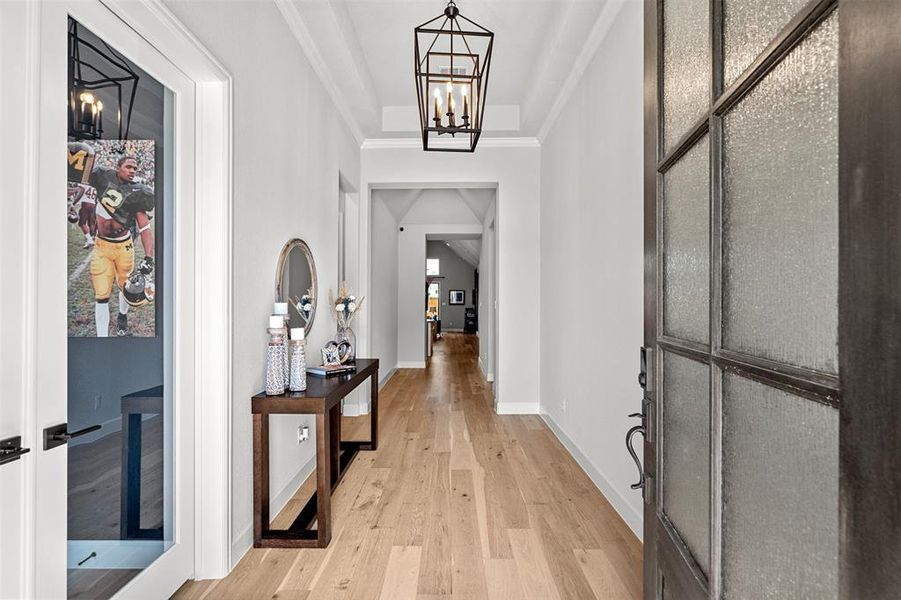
265, 327, 287, 395
289, 338, 307, 392
335, 326, 356, 363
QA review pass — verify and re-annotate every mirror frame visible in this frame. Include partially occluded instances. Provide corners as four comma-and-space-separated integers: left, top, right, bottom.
274, 238, 318, 337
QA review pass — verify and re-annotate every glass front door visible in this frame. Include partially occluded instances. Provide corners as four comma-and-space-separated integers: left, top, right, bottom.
644, 1, 840, 598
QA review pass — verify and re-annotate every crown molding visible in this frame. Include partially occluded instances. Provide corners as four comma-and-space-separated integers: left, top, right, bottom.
536, 0, 626, 142
361, 137, 540, 150
274, 0, 366, 145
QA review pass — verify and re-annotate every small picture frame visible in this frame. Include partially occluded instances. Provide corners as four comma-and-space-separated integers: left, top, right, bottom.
449, 290, 465, 305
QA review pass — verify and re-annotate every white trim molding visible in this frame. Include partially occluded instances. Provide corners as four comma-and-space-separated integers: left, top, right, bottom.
361, 137, 541, 150
274, 0, 366, 145
536, 0, 627, 142
540, 412, 643, 539
397, 361, 427, 369
103, 0, 235, 581
495, 402, 540, 415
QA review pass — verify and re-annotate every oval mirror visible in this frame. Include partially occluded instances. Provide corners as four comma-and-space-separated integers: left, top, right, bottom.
275, 239, 317, 337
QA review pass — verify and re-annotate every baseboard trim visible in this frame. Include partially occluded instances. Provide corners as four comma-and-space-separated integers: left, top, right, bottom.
342, 402, 362, 417
540, 412, 643, 540
495, 402, 539, 415
229, 452, 317, 569
231, 525, 252, 570
397, 361, 426, 369
379, 366, 398, 388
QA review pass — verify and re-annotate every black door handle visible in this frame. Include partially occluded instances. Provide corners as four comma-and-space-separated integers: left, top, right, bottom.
625, 424, 645, 489
0, 436, 31, 466
44, 423, 102, 450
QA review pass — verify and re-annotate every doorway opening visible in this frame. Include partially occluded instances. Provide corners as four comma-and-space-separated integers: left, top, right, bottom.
368, 187, 497, 397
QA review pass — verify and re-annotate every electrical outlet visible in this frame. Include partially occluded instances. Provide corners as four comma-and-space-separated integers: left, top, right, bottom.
297, 425, 309, 444
94, 395, 102, 410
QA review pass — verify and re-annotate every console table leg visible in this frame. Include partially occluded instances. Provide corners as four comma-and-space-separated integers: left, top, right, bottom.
330, 403, 341, 486
370, 370, 379, 451
316, 410, 332, 547
253, 413, 269, 547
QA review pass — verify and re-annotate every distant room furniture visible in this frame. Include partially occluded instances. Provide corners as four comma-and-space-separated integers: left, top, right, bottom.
464, 307, 478, 333
251, 359, 379, 548
120, 385, 164, 540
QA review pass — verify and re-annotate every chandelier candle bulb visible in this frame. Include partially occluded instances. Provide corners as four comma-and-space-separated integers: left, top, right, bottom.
433, 90, 442, 126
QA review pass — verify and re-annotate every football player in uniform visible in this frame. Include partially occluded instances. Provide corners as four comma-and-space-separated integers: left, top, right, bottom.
67, 141, 98, 248
88, 155, 155, 336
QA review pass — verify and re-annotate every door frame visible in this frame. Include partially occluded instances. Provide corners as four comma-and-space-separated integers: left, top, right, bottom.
644, 0, 901, 598
13, 0, 233, 596
838, 1, 901, 596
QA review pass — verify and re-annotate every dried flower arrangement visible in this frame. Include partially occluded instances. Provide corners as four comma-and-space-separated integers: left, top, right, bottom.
291, 287, 315, 325
329, 281, 365, 330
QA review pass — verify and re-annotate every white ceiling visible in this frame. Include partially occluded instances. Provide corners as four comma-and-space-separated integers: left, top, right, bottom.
278, 0, 612, 139
445, 238, 482, 267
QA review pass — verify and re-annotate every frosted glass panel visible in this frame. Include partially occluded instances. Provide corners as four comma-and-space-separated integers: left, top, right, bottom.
722, 13, 838, 373
663, 0, 710, 151
723, 0, 810, 86
722, 374, 838, 599
663, 137, 709, 344
662, 352, 709, 575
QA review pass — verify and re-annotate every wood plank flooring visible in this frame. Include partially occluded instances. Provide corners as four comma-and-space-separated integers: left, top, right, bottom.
172, 333, 641, 600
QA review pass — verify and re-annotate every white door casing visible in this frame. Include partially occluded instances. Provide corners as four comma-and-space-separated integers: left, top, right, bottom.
1, 0, 233, 597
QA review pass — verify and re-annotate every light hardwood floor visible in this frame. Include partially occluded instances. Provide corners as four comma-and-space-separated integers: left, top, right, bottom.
173, 333, 642, 600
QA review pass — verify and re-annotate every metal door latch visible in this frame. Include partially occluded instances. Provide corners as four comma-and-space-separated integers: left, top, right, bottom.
0, 436, 31, 466
43, 423, 102, 451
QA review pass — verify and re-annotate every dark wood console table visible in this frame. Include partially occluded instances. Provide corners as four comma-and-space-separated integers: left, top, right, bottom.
252, 358, 378, 548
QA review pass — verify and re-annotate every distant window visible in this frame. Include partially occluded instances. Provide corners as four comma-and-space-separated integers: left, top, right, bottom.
426, 258, 440, 276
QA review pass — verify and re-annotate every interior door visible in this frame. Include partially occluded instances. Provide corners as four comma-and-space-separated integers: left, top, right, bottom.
643, 0, 842, 598
31, 2, 196, 598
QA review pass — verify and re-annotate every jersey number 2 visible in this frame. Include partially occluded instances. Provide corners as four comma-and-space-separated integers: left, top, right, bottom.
101, 189, 124, 213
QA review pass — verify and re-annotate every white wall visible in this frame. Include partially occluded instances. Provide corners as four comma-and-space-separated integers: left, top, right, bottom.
478, 200, 497, 382
370, 196, 399, 383
165, 0, 361, 563
539, 1, 644, 538
361, 144, 541, 414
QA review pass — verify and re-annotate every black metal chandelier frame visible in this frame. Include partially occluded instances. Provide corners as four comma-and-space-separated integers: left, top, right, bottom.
68, 18, 140, 141
414, 1, 494, 152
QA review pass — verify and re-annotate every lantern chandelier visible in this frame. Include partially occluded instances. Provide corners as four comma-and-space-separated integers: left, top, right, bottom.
68, 17, 139, 141
414, 1, 494, 152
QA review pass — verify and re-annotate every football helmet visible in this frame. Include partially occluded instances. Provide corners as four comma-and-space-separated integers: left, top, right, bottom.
123, 269, 155, 307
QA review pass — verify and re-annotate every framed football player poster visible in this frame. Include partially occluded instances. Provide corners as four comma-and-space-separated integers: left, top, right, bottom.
67, 139, 157, 337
